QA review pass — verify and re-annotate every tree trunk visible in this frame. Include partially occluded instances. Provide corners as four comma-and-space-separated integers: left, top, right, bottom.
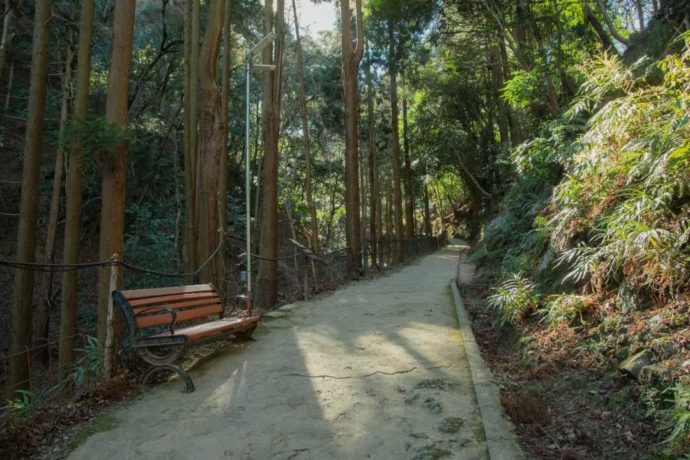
196, 0, 226, 286
59, 0, 94, 381
217, 0, 232, 300
635, 0, 645, 31
366, 45, 378, 267
340, 0, 364, 277
37, 41, 73, 365
402, 73, 414, 239
292, 0, 319, 256
423, 184, 432, 236
596, 0, 630, 45
499, 40, 523, 147
433, 185, 445, 234
0, 0, 15, 83
583, 5, 617, 53
7, 0, 53, 396
385, 175, 394, 265
490, 46, 509, 145
257, 0, 285, 309
183, 0, 200, 272
388, 21, 404, 264
252, 101, 262, 233
4, 61, 12, 111
96, 0, 136, 356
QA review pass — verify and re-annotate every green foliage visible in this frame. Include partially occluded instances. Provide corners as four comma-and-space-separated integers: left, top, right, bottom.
63, 117, 131, 169
553, 42, 690, 300
71, 336, 104, 387
543, 294, 592, 326
503, 69, 541, 109
2, 390, 44, 418
488, 273, 540, 327
665, 382, 690, 454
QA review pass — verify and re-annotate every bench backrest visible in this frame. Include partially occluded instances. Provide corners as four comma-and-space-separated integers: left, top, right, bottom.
117, 284, 222, 330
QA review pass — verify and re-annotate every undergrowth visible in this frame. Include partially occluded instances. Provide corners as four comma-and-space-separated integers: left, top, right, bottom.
474, 33, 690, 456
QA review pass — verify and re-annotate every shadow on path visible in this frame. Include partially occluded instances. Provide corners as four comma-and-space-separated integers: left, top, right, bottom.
69, 243, 488, 460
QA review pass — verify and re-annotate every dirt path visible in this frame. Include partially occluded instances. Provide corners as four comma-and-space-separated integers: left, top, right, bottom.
70, 243, 490, 459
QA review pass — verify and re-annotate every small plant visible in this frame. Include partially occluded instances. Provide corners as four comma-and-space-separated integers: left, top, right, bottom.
665, 382, 690, 455
2, 390, 44, 418
543, 294, 593, 326
487, 273, 540, 327
72, 335, 104, 386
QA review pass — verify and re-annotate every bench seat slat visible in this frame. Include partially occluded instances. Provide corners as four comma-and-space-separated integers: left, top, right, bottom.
136, 304, 223, 329
129, 292, 219, 308
149, 316, 260, 343
132, 298, 222, 314
121, 284, 214, 300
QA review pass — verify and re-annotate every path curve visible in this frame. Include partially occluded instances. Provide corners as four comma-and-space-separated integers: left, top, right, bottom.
70, 243, 491, 459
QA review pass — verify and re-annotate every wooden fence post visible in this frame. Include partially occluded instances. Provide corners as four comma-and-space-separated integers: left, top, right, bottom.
104, 253, 119, 379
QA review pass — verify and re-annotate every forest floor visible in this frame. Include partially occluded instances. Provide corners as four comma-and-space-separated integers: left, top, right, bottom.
66, 242, 510, 459
458, 245, 672, 459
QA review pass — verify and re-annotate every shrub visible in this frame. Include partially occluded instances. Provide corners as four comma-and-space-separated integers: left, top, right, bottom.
487, 273, 540, 327
665, 382, 690, 454
543, 294, 593, 326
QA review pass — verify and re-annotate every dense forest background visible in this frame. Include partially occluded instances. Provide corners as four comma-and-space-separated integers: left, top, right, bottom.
1, 0, 690, 457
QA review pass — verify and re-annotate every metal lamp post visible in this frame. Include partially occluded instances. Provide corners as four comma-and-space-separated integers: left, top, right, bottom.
244, 32, 276, 314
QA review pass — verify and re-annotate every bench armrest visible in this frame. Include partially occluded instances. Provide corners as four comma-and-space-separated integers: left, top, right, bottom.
135, 307, 178, 336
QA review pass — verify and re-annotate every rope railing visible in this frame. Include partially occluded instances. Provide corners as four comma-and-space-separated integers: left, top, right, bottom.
0, 239, 228, 280
0, 232, 447, 402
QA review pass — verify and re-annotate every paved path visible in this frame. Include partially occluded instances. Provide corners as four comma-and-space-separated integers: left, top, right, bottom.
71, 244, 491, 460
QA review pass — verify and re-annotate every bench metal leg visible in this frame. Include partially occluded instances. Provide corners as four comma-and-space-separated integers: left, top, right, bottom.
142, 364, 195, 393
138, 345, 184, 366
234, 324, 257, 341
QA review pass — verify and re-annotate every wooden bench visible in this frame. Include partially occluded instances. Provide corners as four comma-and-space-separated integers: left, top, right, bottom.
112, 283, 260, 392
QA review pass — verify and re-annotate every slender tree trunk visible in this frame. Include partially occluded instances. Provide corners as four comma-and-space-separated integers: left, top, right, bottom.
7, 0, 53, 396
217, 0, 232, 300
366, 46, 377, 266
257, 0, 285, 309
252, 102, 262, 232
388, 21, 404, 263
423, 184, 432, 236
596, 0, 630, 45
196, 0, 226, 286
59, 0, 94, 381
96, 0, 136, 354
433, 185, 445, 234
385, 175, 394, 265
489, 46, 509, 145
359, 135, 367, 271
37, 41, 73, 365
402, 74, 414, 239
635, 0, 645, 30
498, 40, 523, 146
292, 0, 319, 256
4, 61, 12, 111
340, 0, 364, 278
183, 0, 200, 272
584, 5, 617, 52
0, 0, 15, 83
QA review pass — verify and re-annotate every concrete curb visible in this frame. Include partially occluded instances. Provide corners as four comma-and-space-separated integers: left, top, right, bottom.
450, 280, 526, 460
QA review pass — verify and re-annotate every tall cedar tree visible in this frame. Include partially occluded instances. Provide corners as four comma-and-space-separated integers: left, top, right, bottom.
59, 0, 95, 381
7, 0, 53, 396
257, 0, 285, 309
292, 0, 319, 257
196, 0, 227, 286
95, 0, 136, 356
388, 20, 404, 263
340, 0, 364, 277
183, 0, 200, 272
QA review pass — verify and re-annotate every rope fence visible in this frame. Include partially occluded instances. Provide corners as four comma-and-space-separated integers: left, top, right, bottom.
0, 232, 447, 408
